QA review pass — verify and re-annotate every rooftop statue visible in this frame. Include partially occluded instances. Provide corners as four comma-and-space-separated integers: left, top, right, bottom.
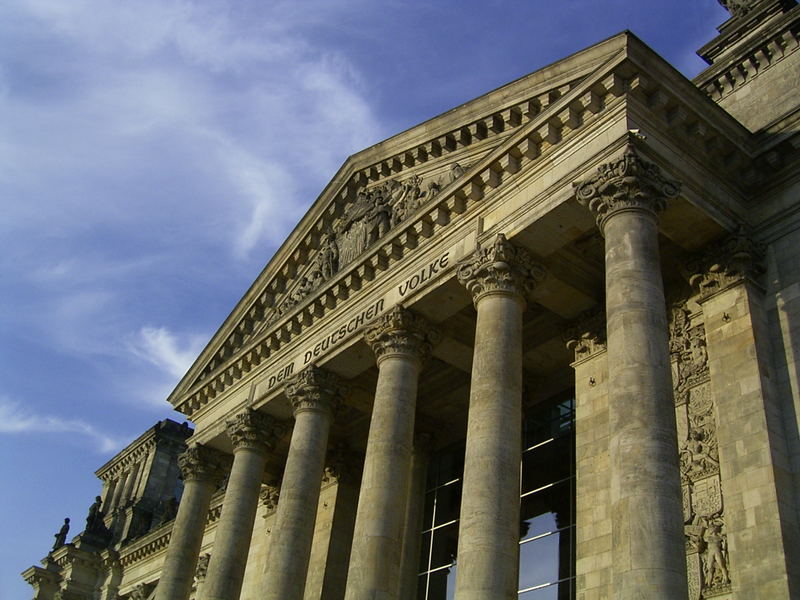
717, 0, 757, 17
85, 495, 105, 533
51, 518, 70, 551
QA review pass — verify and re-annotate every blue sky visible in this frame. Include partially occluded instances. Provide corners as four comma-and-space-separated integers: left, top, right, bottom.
1, 1, 729, 596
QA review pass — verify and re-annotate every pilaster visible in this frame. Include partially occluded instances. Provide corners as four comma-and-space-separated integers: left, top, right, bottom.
565, 311, 611, 600
687, 233, 800, 598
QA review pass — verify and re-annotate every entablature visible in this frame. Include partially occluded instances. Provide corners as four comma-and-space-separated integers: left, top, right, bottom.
95, 420, 191, 482
170, 33, 763, 424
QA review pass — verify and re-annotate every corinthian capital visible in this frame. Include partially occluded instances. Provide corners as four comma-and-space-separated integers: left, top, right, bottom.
573, 142, 680, 231
456, 233, 546, 305
177, 444, 227, 484
684, 228, 765, 302
564, 309, 607, 363
284, 365, 348, 417
363, 306, 441, 364
225, 409, 288, 454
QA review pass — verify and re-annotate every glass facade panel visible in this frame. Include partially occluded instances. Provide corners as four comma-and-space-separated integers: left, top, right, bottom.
521, 435, 572, 493
420, 566, 457, 600
518, 529, 573, 590
518, 580, 574, 599
434, 481, 461, 526
520, 480, 573, 540
430, 523, 458, 570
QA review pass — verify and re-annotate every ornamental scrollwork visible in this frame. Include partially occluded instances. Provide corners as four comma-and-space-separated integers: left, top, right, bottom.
684, 228, 765, 302
225, 409, 288, 454
457, 233, 546, 304
572, 141, 680, 231
363, 305, 440, 363
284, 365, 349, 417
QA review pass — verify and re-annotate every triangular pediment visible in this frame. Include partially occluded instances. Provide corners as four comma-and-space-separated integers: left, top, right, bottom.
168, 30, 753, 416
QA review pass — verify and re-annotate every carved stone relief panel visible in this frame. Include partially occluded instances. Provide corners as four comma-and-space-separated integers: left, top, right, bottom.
265, 163, 470, 326
670, 304, 731, 599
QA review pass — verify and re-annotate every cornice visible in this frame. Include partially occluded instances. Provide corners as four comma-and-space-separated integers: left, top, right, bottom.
695, 5, 800, 104
170, 34, 760, 420
95, 420, 191, 481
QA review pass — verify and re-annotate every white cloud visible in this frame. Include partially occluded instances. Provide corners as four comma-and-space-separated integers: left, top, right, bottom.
129, 326, 207, 380
0, 396, 124, 453
0, 0, 384, 417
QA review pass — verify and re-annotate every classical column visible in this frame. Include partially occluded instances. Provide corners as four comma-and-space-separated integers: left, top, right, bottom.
262, 365, 347, 600
454, 233, 545, 600
154, 444, 224, 600
344, 306, 439, 600
202, 410, 286, 600
573, 141, 686, 598
398, 432, 434, 600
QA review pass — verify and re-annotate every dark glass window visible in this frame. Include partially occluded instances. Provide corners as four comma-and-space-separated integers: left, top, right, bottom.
518, 396, 575, 599
416, 395, 575, 599
417, 443, 463, 600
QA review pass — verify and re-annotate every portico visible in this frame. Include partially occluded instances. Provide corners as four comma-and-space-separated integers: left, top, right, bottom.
27, 6, 800, 599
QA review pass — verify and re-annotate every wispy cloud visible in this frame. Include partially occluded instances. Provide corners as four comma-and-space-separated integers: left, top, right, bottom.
0, 396, 124, 453
0, 0, 384, 417
128, 326, 207, 380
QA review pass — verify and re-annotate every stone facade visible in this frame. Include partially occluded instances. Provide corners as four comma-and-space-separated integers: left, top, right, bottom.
23, 1, 800, 598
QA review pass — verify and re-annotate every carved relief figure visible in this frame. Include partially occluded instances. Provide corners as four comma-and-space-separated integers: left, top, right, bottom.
337, 188, 384, 265
316, 233, 339, 280
718, 0, 755, 17
194, 552, 211, 587
680, 430, 719, 480
264, 162, 466, 326
670, 301, 731, 596
702, 520, 730, 588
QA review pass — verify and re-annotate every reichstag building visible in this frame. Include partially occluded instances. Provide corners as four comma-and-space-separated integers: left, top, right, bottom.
24, 0, 800, 598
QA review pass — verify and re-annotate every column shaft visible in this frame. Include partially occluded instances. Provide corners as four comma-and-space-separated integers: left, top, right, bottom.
345, 354, 419, 599
202, 447, 267, 600
263, 409, 332, 599
398, 440, 431, 600
454, 292, 524, 599
155, 478, 216, 600
604, 209, 686, 597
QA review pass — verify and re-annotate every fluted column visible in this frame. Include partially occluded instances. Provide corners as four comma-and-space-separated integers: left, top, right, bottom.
454, 233, 545, 600
262, 366, 348, 600
344, 306, 439, 600
202, 409, 287, 600
573, 141, 686, 598
155, 445, 225, 600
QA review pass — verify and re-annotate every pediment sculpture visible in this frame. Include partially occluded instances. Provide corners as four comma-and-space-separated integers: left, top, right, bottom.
266, 162, 470, 325
717, 0, 756, 17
